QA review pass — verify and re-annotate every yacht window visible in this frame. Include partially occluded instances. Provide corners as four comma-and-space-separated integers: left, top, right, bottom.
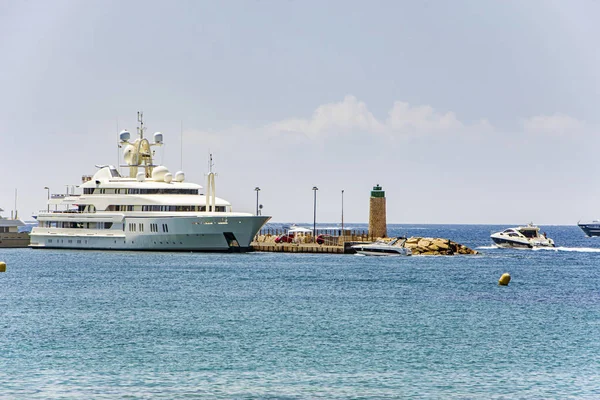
521, 230, 537, 238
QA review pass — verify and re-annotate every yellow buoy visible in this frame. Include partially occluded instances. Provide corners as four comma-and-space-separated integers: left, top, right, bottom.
0, 261, 6, 273
498, 272, 511, 286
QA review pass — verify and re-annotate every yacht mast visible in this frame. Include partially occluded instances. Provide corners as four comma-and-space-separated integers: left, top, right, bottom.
137, 111, 145, 139
206, 154, 216, 212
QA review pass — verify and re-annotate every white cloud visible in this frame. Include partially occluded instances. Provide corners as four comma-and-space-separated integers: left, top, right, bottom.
267, 95, 491, 140
267, 95, 384, 139
386, 101, 464, 134
523, 114, 586, 136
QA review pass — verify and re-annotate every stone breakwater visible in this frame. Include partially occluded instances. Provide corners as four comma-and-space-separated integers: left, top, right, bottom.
253, 234, 478, 255
401, 237, 478, 255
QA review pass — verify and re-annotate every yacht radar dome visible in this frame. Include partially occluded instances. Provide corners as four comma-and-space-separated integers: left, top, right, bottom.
164, 173, 173, 183
136, 172, 145, 182
153, 132, 163, 144
119, 130, 131, 142
123, 145, 135, 165
152, 166, 169, 181
175, 171, 185, 182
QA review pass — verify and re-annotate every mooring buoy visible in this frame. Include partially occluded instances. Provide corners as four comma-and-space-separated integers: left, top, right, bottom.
498, 272, 511, 286
0, 261, 6, 273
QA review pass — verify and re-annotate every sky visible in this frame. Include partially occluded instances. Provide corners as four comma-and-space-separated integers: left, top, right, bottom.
1, 0, 599, 225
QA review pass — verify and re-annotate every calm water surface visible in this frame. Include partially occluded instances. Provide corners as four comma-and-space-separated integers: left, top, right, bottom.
1, 224, 600, 398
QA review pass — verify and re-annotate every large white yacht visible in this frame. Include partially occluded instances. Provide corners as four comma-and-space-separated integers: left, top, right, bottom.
30, 113, 270, 251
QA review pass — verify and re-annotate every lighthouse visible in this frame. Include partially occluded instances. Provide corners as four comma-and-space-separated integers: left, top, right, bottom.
368, 184, 387, 238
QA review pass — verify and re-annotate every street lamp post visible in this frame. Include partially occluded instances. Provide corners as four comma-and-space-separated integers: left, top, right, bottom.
254, 187, 261, 216
44, 187, 50, 212
312, 186, 318, 242
341, 189, 344, 232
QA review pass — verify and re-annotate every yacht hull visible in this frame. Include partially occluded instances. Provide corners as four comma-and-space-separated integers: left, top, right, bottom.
491, 236, 532, 249
352, 244, 411, 256
30, 214, 270, 252
354, 249, 410, 256
578, 223, 600, 237
0, 233, 30, 248
490, 235, 555, 249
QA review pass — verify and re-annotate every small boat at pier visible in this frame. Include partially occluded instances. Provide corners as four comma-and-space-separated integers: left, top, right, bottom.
352, 237, 412, 256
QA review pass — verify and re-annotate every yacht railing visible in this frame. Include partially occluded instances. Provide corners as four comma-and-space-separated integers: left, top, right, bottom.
255, 227, 376, 244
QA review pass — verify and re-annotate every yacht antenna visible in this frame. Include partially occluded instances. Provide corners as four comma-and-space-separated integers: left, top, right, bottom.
137, 111, 145, 139
14, 188, 18, 220
180, 120, 183, 171
116, 117, 120, 174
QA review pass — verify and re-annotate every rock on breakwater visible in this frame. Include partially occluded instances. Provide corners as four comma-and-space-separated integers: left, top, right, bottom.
402, 237, 478, 255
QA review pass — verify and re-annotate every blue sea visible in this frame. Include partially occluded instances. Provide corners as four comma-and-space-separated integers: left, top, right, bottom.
2, 224, 600, 399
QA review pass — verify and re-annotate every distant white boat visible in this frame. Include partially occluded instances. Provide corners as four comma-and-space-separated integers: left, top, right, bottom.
490, 223, 554, 248
577, 220, 600, 237
352, 237, 412, 256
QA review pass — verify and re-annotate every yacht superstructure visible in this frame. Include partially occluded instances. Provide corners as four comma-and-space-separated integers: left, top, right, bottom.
29, 113, 270, 251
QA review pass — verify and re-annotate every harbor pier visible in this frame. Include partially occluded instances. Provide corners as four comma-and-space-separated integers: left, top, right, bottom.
251, 242, 348, 254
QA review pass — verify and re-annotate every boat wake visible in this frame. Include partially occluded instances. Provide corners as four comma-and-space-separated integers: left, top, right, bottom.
477, 245, 600, 253
532, 246, 600, 253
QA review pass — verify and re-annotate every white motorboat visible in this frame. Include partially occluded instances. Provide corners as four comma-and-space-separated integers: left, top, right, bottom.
29, 113, 271, 252
352, 237, 412, 256
490, 223, 554, 248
